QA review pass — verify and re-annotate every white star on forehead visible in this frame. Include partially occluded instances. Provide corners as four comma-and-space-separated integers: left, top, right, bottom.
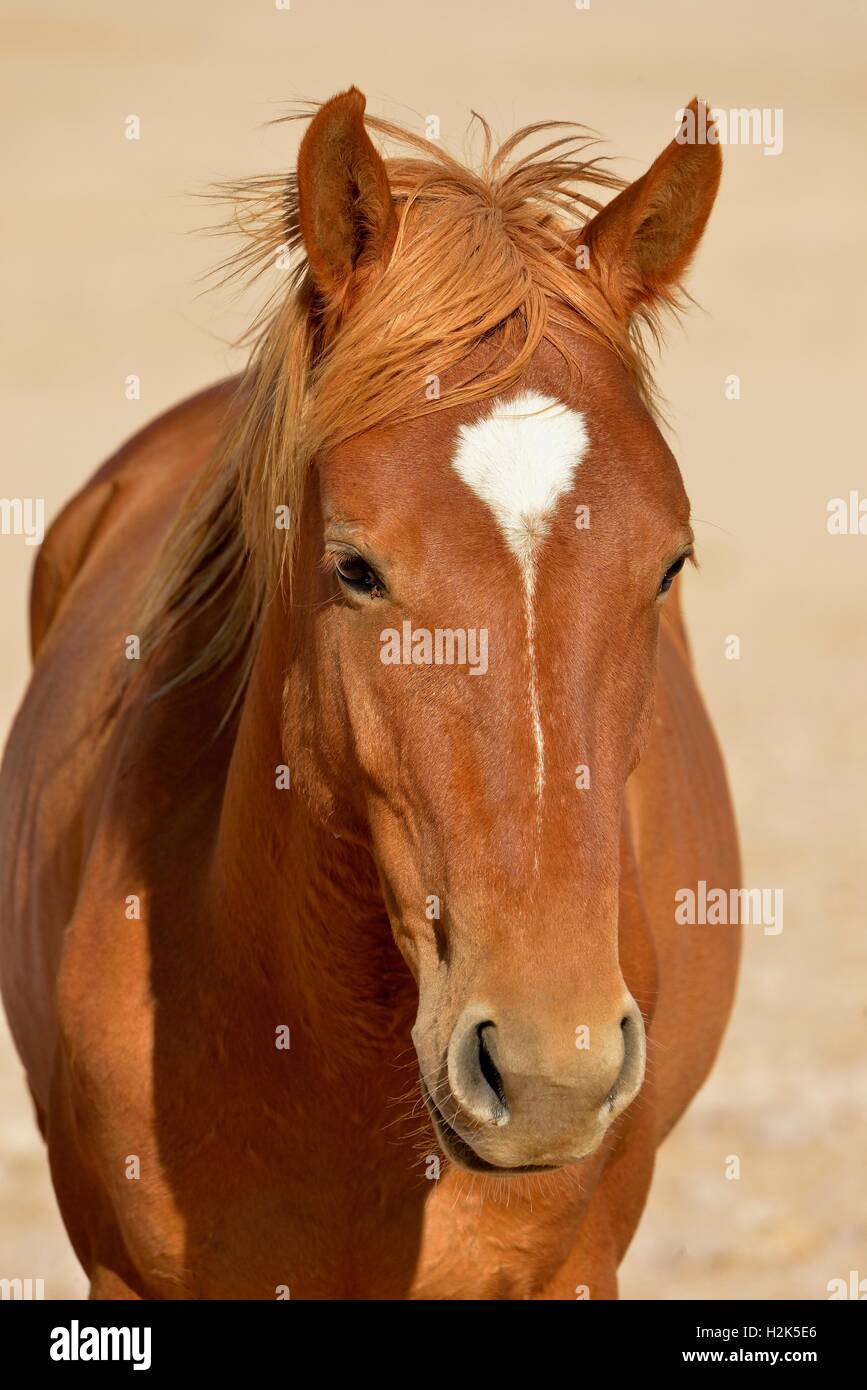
450, 390, 589, 809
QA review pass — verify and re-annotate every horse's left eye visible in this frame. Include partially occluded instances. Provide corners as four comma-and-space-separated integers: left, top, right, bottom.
658, 554, 688, 596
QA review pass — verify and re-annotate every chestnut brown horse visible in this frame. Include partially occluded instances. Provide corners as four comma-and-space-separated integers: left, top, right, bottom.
0, 89, 740, 1299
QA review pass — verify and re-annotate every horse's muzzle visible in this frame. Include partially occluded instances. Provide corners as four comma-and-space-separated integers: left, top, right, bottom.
417, 996, 646, 1172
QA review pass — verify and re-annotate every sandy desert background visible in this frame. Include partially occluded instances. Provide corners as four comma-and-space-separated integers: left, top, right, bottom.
1, 0, 865, 1299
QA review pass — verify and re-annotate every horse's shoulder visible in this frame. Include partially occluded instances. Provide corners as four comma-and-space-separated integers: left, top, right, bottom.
30, 378, 240, 657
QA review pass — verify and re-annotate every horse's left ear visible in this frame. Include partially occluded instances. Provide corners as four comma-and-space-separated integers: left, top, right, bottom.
577, 99, 722, 319
296, 86, 397, 318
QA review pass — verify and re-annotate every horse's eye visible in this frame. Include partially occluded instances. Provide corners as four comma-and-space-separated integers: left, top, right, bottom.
658, 553, 688, 596
335, 552, 383, 596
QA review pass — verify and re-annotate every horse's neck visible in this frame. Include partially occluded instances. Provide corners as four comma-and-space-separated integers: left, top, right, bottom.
211, 601, 417, 1053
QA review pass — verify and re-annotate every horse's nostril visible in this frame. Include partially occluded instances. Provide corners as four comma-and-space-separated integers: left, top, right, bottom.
476, 1022, 508, 1113
447, 1010, 511, 1126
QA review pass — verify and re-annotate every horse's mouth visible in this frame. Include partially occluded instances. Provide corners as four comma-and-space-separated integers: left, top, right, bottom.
419, 1075, 558, 1176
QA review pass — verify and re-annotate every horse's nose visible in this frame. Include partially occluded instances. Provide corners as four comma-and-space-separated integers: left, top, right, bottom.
446, 999, 645, 1135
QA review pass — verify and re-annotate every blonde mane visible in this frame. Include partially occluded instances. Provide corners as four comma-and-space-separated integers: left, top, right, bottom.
137, 106, 671, 706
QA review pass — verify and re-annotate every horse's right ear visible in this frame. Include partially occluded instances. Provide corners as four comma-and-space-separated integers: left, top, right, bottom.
296, 87, 397, 319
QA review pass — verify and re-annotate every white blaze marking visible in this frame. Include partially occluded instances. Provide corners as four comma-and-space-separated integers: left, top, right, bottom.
450, 391, 589, 804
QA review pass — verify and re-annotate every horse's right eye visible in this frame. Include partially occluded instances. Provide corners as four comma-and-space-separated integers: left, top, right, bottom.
335, 553, 384, 596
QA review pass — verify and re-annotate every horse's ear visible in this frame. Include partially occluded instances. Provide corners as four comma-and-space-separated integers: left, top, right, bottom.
577, 99, 721, 319
296, 86, 397, 316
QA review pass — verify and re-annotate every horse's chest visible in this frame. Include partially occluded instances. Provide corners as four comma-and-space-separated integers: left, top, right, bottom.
123, 1129, 577, 1299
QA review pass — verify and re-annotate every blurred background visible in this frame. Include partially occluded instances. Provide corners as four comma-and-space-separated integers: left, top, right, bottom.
1, 0, 864, 1298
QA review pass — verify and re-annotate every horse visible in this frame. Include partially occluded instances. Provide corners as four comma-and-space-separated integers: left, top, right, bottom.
0, 87, 740, 1299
